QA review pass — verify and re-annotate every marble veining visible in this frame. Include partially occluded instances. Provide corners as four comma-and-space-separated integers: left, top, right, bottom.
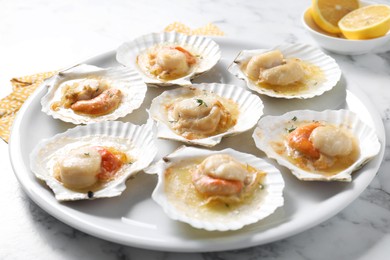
1, 0, 390, 259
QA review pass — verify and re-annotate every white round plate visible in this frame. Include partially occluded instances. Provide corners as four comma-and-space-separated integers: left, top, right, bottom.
9, 38, 385, 252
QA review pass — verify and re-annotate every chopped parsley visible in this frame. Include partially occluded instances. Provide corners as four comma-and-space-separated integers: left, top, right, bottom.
292, 116, 297, 121
195, 99, 208, 107
286, 126, 297, 133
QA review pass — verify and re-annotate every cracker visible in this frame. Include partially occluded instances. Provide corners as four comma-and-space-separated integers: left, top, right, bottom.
0, 71, 56, 142
164, 22, 224, 36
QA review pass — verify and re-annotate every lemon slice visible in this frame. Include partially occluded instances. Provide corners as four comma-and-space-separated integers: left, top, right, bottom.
339, 4, 390, 40
311, 0, 360, 34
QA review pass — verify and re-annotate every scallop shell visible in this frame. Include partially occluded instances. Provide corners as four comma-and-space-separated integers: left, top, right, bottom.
149, 83, 264, 147
41, 64, 147, 124
228, 43, 341, 99
116, 32, 221, 87
252, 109, 381, 181
30, 120, 157, 201
145, 146, 285, 231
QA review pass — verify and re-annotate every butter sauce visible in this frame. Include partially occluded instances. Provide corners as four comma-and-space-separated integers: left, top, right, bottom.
163, 158, 268, 222
242, 59, 325, 95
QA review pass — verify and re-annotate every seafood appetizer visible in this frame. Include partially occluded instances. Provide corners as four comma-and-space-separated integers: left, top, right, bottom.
30, 121, 157, 201
149, 83, 264, 147
116, 32, 221, 87
146, 146, 284, 231
252, 110, 381, 181
228, 43, 341, 99
41, 64, 147, 124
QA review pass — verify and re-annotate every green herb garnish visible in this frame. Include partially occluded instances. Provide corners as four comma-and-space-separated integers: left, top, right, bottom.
286, 126, 297, 133
195, 99, 207, 107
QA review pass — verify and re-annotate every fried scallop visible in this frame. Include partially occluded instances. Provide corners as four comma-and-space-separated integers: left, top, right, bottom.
252, 109, 381, 181
41, 64, 147, 124
228, 43, 341, 99
149, 83, 263, 147
30, 121, 157, 201
116, 32, 221, 87
145, 146, 285, 231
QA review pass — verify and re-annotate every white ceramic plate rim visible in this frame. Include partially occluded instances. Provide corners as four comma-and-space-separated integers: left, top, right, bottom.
8, 38, 385, 252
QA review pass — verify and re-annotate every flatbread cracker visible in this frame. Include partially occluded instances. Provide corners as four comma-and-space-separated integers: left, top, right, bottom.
0, 71, 56, 142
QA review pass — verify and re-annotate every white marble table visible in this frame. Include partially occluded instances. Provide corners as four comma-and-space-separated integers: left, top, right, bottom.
1, 0, 390, 259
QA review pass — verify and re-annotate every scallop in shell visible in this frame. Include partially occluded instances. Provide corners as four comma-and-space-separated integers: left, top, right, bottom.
145, 146, 285, 231
41, 64, 147, 124
116, 32, 221, 87
252, 109, 381, 181
30, 121, 157, 201
149, 83, 264, 147
228, 43, 341, 99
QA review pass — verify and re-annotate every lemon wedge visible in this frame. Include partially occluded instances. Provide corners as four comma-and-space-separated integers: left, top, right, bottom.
339, 4, 390, 40
311, 0, 360, 34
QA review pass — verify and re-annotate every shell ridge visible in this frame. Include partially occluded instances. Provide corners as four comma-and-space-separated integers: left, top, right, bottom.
30, 120, 158, 201
116, 32, 220, 87
40, 64, 147, 124
228, 44, 341, 99
148, 146, 285, 231
253, 109, 380, 182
